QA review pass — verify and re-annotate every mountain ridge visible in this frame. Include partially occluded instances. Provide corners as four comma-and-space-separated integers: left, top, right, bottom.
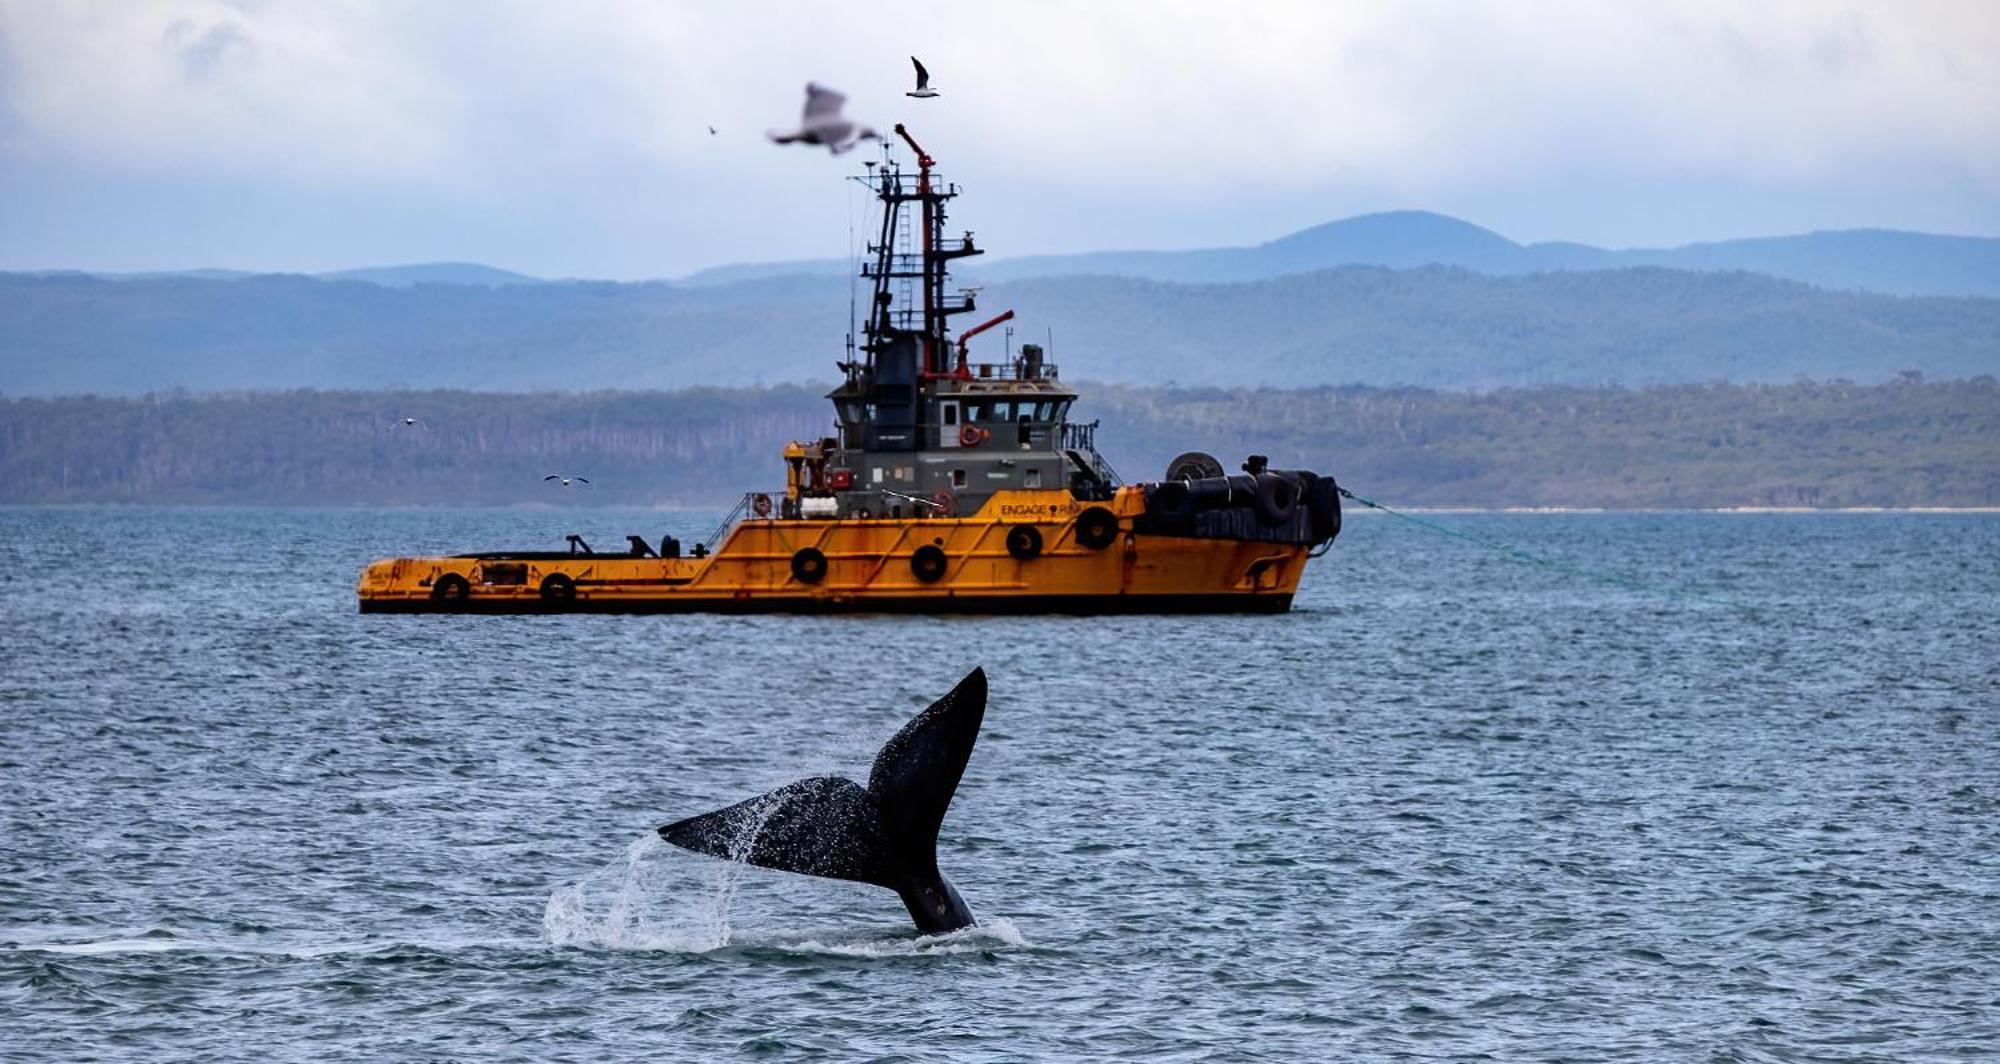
27, 212, 2000, 298
674, 211, 2000, 298
3, 264, 1993, 396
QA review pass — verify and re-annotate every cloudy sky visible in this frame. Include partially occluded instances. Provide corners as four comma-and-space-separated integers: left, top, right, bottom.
2, 0, 1996, 279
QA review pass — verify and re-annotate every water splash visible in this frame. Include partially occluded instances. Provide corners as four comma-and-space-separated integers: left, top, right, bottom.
544, 834, 742, 951
545, 791, 795, 952
544, 813, 1030, 955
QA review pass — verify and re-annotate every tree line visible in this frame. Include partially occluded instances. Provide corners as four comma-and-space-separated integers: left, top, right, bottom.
1, 377, 1994, 508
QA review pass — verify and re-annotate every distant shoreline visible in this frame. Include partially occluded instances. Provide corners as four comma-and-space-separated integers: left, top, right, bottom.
4, 502, 1998, 515
1361, 506, 2000, 515
4, 381, 1993, 509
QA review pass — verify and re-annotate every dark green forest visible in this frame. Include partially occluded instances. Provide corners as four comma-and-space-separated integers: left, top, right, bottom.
3, 377, 1994, 508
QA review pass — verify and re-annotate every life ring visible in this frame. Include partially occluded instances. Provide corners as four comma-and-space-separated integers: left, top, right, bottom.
1075, 507, 1118, 550
790, 547, 828, 584
1252, 472, 1299, 527
958, 424, 984, 448
910, 544, 948, 583
930, 490, 956, 517
539, 573, 576, 603
431, 573, 470, 604
752, 493, 773, 518
1005, 525, 1043, 561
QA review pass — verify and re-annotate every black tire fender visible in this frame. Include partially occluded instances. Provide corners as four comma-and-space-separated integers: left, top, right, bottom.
1075, 506, 1118, 550
1252, 472, 1300, 527
539, 573, 576, 602
910, 544, 948, 583
791, 546, 829, 584
1005, 525, 1043, 561
431, 573, 470, 604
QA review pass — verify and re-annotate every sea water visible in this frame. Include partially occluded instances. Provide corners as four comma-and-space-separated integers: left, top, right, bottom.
1, 507, 1994, 1060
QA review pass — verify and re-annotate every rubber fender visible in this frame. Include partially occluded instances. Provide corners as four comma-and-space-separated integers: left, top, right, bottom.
539, 573, 576, 602
911, 544, 948, 583
1182, 475, 1235, 513
1252, 472, 1300, 527
1005, 524, 1044, 561
1075, 506, 1119, 550
791, 547, 829, 584
1305, 474, 1342, 541
1147, 480, 1196, 523
431, 573, 470, 603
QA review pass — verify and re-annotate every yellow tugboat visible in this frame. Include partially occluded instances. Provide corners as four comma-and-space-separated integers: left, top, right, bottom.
357, 126, 1341, 614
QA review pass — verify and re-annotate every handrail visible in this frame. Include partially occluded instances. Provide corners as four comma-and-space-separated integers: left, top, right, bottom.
960, 360, 1060, 381
703, 490, 786, 552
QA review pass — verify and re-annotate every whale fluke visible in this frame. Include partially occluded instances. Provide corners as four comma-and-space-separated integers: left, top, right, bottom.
658, 668, 987, 933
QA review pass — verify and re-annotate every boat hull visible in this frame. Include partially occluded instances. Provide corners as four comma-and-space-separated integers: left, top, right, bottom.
356, 490, 1315, 615
357, 592, 1294, 615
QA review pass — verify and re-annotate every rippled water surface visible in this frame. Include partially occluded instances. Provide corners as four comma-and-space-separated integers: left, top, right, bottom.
2, 507, 1996, 1060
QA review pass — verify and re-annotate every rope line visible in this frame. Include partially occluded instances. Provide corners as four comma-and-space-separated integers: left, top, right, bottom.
1335, 487, 1753, 613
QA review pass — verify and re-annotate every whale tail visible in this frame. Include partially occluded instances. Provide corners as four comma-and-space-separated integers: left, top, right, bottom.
657, 668, 986, 933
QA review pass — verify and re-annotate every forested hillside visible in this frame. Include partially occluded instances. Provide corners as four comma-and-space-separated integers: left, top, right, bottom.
4, 378, 1993, 508
2, 266, 1993, 395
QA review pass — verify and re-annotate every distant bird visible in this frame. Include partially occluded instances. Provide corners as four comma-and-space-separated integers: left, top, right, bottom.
707, 124, 717, 135
544, 474, 591, 487
400, 416, 424, 428
768, 83, 880, 155
907, 56, 939, 98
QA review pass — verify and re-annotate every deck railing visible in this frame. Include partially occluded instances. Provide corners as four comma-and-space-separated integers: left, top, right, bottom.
704, 490, 787, 552
1061, 420, 1123, 488
961, 360, 1060, 381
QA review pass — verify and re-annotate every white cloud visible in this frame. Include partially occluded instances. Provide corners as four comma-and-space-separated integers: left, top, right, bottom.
0, 0, 1995, 273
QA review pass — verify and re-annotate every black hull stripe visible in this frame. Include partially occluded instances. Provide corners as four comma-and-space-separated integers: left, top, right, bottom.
361, 593, 1294, 616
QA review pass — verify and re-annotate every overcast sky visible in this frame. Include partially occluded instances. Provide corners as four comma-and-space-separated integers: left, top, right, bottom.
2, 0, 1996, 279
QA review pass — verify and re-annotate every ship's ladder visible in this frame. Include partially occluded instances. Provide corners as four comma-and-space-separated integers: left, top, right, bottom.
894, 204, 916, 330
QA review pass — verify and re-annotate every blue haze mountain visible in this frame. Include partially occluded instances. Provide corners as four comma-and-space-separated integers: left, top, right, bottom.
2, 266, 1993, 395
675, 211, 2000, 298
3, 211, 1997, 395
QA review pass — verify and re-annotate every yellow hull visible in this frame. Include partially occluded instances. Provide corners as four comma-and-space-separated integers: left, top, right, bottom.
356, 489, 1311, 614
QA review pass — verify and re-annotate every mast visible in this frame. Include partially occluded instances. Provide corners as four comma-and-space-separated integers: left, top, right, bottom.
859, 125, 982, 378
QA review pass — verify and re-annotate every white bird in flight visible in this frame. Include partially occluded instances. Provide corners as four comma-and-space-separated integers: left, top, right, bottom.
400, 416, 423, 428
768, 83, 880, 155
544, 474, 591, 487
907, 57, 939, 99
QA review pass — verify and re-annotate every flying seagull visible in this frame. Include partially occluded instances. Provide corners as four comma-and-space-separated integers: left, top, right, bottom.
907, 56, 938, 98
544, 474, 591, 487
400, 416, 423, 428
768, 83, 880, 155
